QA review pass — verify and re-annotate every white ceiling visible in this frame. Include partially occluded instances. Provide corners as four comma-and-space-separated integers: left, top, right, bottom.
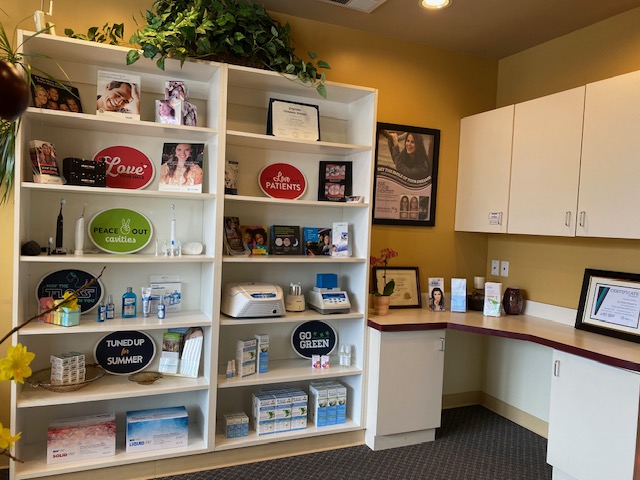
260, 0, 640, 59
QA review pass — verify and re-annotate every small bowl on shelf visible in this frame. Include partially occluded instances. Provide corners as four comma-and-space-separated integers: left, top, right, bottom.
128, 371, 163, 385
26, 364, 106, 393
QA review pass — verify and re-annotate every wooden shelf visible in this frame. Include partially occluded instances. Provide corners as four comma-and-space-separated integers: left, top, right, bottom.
22, 182, 216, 200
220, 310, 362, 326
226, 130, 371, 155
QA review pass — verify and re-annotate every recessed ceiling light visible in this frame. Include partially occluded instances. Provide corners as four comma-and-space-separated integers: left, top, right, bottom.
420, 0, 452, 9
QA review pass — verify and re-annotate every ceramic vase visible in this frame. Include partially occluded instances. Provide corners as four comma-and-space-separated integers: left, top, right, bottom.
503, 287, 524, 315
373, 295, 391, 316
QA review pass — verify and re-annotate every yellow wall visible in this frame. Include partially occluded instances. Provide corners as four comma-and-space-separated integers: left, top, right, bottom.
0, 0, 496, 467
488, 7, 640, 308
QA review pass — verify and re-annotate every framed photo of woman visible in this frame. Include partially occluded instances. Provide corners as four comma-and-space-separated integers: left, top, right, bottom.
159, 143, 205, 193
372, 122, 440, 226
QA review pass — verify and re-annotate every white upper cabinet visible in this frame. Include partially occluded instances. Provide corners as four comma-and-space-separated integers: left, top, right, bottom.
507, 87, 585, 236
578, 69, 640, 239
455, 105, 514, 233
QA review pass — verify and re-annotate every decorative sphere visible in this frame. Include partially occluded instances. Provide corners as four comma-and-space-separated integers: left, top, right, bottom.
0, 60, 29, 121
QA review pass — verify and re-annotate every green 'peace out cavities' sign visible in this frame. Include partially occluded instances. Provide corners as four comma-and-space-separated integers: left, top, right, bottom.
88, 208, 153, 254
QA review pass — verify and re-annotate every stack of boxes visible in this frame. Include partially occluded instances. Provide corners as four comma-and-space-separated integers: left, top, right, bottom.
309, 381, 347, 427
252, 386, 308, 435
47, 412, 116, 464
50, 352, 85, 385
222, 412, 249, 439
236, 338, 257, 378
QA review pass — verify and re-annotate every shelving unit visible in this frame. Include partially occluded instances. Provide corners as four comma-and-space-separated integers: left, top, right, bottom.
11, 29, 377, 479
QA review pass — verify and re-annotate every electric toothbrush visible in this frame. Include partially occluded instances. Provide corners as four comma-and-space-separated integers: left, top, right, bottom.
170, 204, 176, 256
53, 198, 66, 254
74, 204, 87, 255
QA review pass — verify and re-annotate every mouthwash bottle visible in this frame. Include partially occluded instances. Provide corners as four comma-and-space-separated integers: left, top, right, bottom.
122, 287, 137, 318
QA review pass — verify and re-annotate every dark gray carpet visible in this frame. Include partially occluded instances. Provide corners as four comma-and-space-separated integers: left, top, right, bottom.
156, 405, 552, 480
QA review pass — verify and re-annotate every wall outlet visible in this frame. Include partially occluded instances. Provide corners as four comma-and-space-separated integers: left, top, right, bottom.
491, 259, 500, 276
500, 260, 509, 277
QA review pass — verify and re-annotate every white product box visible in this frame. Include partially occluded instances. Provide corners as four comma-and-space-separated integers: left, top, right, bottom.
222, 413, 239, 438
289, 389, 309, 431
150, 274, 182, 312
47, 413, 116, 464
326, 383, 338, 425
234, 413, 249, 437
333, 382, 347, 424
309, 384, 328, 427
484, 282, 503, 317
126, 406, 188, 453
236, 338, 257, 377
451, 278, 467, 312
331, 222, 351, 257
255, 334, 269, 374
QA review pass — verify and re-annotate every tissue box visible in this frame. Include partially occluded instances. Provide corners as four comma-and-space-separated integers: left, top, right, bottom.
126, 406, 188, 453
47, 413, 116, 464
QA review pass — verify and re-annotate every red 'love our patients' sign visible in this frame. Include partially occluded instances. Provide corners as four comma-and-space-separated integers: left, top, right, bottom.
93, 145, 155, 189
258, 163, 307, 200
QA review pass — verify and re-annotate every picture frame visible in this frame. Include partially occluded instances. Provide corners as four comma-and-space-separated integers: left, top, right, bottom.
318, 161, 352, 202
31, 74, 83, 113
372, 122, 440, 226
266, 98, 320, 141
575, 268, 640, 344
373, 267, 422, 308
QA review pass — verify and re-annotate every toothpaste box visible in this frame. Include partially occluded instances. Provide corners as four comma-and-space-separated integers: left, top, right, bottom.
222, 413, 239, 438
126, 406, 188, 453
326, 383, 338, 425
274, 392, 292, 433
252, 393, 276, 435
289, 389, 308, 430
255, 334, 269, 374
236, 338, 257, 377
47, 413, 116, 464
234, 412, 249, 437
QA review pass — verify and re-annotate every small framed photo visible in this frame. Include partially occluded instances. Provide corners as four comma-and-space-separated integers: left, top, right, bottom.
155, 99, 181, 125
318, 161, 352, 202
576, 268, 640, 344
428, 277, 446, 311
373, 267, 422, 309
96, 70, 141, 120
31, 74, 83, 113
159, 143, 204, 193
267, 98, 320, 141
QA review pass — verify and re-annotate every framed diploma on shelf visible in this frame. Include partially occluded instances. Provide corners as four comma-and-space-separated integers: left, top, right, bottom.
576, 268, 640, 343
267, 98, 320, 141
318, 161, 352, 202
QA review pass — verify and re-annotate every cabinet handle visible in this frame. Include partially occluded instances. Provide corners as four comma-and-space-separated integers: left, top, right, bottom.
439, 337, 445, 351
553, 360, 560, 377
579, 211, 585, 227
565, 211, 571, 227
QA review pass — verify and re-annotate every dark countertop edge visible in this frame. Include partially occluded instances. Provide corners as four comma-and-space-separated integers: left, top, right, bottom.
368, 319, 640, 372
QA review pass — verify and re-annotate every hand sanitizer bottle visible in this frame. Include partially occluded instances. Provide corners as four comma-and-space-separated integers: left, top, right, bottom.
106, 294, 115, 320
157, 295, 166, 320
97, 302, 106, 322
122, 287, 137, 318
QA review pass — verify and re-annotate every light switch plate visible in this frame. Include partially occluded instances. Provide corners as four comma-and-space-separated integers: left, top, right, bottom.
491, 259, 499, 276
500, 260, 509, 277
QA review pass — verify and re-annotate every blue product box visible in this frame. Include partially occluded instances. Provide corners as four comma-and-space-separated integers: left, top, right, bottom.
126, 406, 188, 453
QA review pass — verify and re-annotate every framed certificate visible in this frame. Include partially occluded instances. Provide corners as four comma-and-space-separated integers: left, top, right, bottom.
267, 98, 320, 141
576, 268, 640, 343
373, 267, 422, 308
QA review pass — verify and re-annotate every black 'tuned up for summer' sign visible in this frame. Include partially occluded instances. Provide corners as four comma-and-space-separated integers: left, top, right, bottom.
94, 331, 156, 374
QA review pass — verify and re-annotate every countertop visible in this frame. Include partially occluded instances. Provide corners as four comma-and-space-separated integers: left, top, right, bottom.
368, 309, 640, 372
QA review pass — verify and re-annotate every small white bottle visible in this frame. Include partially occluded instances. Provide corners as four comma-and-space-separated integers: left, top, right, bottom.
106, 294, 115, 320
339, 344, 351, 367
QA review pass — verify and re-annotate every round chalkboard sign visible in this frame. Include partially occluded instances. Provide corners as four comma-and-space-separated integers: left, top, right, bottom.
290, 320, 337, 359
94, 331, 156, 375
88, 208, 153, 254
36, 269, 104, 313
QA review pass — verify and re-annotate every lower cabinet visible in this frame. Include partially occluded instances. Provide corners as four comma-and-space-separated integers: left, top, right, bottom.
547, 350, 640, 480
365, 328, 445, 450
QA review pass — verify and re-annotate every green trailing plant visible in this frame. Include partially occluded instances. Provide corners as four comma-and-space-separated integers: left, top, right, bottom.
64, 22, 125, 45
127, 0, 331, 97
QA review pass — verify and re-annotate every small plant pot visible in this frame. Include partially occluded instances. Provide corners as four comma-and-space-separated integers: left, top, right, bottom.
373, 295, 391, 316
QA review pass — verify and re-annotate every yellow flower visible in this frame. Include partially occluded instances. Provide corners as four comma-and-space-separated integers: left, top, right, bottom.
54, 291, 79, 311
0, 423, 21, 450
0, 344, 35, 383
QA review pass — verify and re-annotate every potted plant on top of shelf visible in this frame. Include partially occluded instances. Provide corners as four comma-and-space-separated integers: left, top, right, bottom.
370, 248, 399, 316
126, 0, 331, 97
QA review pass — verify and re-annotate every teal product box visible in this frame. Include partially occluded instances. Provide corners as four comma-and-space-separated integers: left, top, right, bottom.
235, 413, 249, 437
309, 383, 328, 427
333, 382, 347, 424
255, 334, 269, 374
223, 413, 239, 438
326, 383, 338, 425
126, 406, 188, 453
451, 278, 467, 312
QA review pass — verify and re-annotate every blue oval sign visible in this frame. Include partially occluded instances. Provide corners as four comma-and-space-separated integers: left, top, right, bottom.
290, 320, 337, 359
36, 269, 104, 313
94, 331, 156, 375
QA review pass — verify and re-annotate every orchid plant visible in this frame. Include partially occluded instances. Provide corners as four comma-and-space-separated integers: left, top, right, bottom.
370, 248, 399, 296
0, 268, 104, 462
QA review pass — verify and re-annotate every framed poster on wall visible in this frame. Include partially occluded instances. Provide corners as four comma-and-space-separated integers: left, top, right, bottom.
372, 122, 440, 226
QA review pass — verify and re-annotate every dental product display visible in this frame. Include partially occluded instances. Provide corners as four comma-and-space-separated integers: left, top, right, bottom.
52, 197, 66, 255
74, 204, 86, 255
307, 274, 351, 314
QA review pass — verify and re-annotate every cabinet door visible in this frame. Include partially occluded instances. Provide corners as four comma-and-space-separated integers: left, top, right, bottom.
367, 329, 445, 436
578, 69, 640, 238
455, 105, 514, 233
507, 87, 584, 236
547, 350, 640, 480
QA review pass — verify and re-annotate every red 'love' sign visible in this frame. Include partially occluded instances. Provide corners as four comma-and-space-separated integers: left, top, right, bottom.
93, 146, 155, 189
258, 163, 307, 200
